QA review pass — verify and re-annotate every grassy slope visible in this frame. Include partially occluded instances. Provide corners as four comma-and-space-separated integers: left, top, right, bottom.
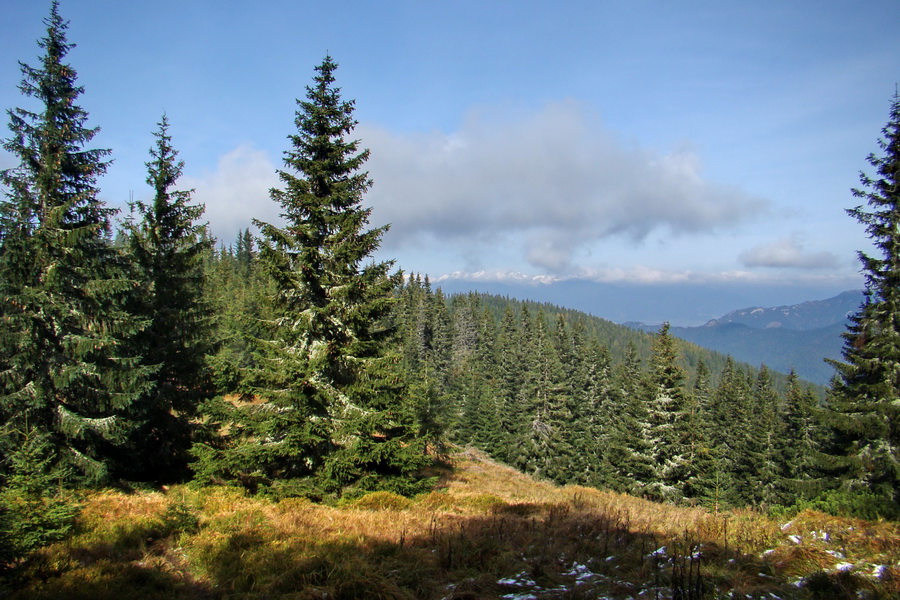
4, 449, 898, 599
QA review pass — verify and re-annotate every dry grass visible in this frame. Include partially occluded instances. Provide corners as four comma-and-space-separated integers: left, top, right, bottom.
3, 448, 899, 599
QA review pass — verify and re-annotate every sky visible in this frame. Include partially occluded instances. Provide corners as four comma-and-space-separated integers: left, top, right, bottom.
2, 1, 899, 324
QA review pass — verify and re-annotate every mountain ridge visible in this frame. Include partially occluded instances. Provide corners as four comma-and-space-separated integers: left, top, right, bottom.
702, 289, 864, 331
627, 289, 864, 385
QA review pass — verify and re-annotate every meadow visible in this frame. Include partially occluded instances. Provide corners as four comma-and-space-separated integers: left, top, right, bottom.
4, 448, 899, 599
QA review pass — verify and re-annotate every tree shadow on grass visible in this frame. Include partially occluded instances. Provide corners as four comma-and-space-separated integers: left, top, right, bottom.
5, 495, 883, 600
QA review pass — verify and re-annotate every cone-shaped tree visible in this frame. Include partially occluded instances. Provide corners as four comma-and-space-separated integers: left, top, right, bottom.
0, 2, 149, 482
643, 323, 692, 501
193, 57, 428, 495
824, 92, 900, 509
121, 114, 214, 481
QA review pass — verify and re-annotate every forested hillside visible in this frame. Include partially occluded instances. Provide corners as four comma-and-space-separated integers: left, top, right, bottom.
205, 254, 825, 508
642, 291, 865, 386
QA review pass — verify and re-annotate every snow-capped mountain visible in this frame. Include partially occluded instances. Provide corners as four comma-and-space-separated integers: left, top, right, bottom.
702, 290, 864, 331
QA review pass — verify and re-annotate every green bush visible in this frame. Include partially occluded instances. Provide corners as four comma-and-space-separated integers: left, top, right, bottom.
345, 491, 413, 511
799, 488, 900, 521
0, 432, 80, 566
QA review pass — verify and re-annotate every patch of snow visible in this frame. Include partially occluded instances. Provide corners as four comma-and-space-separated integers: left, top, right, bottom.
788, 534, 802, 544
497, 572, 537, 588
563, 563, 598, 583
780, 520, 793, 531
834, 562, 854, 572
873, 564, 887, 578
826, 550, 845, 559
647, 545, 667, 558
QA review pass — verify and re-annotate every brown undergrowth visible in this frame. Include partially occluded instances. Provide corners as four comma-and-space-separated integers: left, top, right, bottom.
3, 448, 898, 599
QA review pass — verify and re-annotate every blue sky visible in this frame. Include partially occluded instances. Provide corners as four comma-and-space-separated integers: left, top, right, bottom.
2, 1, 899, 322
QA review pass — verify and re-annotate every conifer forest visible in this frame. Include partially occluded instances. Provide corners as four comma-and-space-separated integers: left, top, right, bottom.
1, 4, 899, 598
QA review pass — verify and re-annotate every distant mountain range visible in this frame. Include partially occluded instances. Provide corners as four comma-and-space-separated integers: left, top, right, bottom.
626, 290, 865, 385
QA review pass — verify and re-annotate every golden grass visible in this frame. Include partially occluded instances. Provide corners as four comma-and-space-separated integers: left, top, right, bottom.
4, 448, 900, 599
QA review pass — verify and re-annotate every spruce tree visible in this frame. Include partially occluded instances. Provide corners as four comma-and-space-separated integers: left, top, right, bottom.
493, 305, 524, 464
824, 91, 900, 510
780, 370, 821, 503
514, 309, 570, 480
0, 2, 149, 482
122, 114, 214, 481
749, 366, 783, 506
643, 323, 692, 501
707, 358, 752, 506
607, 344, 655, 494
683, 360, 717, 502
193, 57, 428, 495
576, 338, 618, 488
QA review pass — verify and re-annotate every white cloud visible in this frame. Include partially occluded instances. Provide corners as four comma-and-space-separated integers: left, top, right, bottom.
360, 100, 768, 274
435, 265, 859, 288
739, 234, 840, 270
180, 144, 281, 245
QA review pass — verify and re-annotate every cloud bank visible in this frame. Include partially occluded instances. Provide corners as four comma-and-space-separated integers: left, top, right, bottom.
739, 234, 839, 270
360, 100, 767, 274
181, 144, 281, 244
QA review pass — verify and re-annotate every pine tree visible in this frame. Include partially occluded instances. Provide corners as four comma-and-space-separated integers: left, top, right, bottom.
121, 114, 214, 481
0, 2, 150, 482
193, 57, 428, 495
824, 91, 900, 510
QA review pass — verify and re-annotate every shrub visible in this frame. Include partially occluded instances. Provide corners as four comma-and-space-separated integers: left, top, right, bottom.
345, 491, 413, 511
800, 489, 900, 521
0, 431, 80, 566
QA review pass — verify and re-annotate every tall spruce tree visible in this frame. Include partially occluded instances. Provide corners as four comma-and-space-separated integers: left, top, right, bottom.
193, 57, 428, 495
608, 344, 655, 494
781, 370, 821, 503
643, 323, 692, 501
0, 2, 149, 482
122, 114, 214, 481
824, 92, 900, 510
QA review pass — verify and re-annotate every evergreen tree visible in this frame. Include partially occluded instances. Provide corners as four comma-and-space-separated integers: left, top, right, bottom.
121, 114, 214, 481
204, 231, 268, 394
193, 57, 429, 495
396, 275, 451, 454
824, 92, 900, 510
0, 2, 149, 482
780, 370, 821, 503
517, 310, 570, 481
683, 360, 716, 502
643, 323, 692, 501
749, 366, 783, 506
493, 305, 524, 463
574, 338, 618, 488
707, 358, 752, 507
607, 344, 655, 494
